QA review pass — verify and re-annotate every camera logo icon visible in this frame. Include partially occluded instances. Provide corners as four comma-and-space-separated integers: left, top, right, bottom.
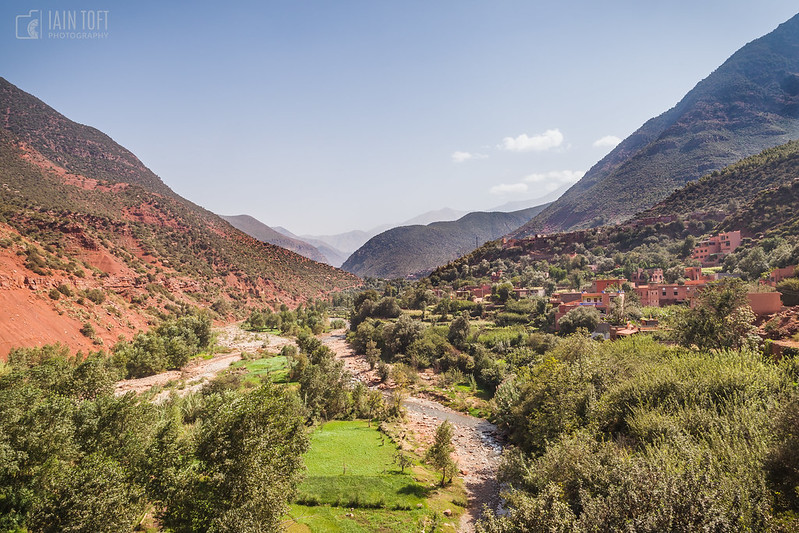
16, 10, 41, 40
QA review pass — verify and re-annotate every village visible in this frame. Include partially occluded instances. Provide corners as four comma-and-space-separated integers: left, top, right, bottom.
438, 230, 797, 343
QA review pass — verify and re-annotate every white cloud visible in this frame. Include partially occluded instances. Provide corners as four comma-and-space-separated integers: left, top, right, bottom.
593, 135, 622, 148
501, 129, 564, 152
523, 170, 585, 184
451, 151, 488, 163
489, 183, 528, 195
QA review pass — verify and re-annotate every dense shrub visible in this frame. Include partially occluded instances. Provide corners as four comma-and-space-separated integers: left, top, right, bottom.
112, 310, 212, 378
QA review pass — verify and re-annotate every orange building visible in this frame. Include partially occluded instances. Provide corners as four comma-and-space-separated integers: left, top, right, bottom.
554, 290, 624, 330
592, 278, 626, 292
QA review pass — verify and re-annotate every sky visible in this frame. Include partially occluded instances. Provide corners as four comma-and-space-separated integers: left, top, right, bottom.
1, 1, 797, 235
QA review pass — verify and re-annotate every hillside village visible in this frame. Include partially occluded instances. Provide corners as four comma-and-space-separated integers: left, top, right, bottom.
435, 228, 795, 341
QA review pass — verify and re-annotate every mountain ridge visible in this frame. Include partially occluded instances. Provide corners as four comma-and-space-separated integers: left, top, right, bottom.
0, 78, 359, 357
220, 214, 329, 264
513, 13, 799, 236
342, 204, 549, 279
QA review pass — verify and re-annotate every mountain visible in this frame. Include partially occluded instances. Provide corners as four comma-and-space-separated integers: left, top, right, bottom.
220, 214, 329, 264
342, 204, 549, 279
641, 139, 799, 219
399, 207, 468, 226
300, 227, 389, 262
0, 77, 359, 357
488, 183, 573, 213
429, 139, 799, 287
513, 13, 799, 237
294, 208, 472, 266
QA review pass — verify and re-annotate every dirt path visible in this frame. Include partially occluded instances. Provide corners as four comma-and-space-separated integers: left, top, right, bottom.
321, 330, 503, 532
114, 324, 295, 398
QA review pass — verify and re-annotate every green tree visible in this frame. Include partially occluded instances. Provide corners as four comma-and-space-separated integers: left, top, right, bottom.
365, 339, 381, 369
160, 385, 309, 532
671, 278, 757, 350
394, 451, 413, 473
426, 421, 456, 486
558, 306, 600, 335
493, 282, 515, 304
447, 313, 470, 349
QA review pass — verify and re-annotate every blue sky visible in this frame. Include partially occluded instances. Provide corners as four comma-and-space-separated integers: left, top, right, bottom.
1, 1, 797, 235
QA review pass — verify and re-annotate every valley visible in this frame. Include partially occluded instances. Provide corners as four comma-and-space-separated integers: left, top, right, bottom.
2, 5, 799, 533
111, 323, 505, 532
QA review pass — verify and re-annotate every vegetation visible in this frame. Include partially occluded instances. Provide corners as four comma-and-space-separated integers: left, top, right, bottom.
669, 278, 758, 350
0, 344, 308, 532
112, 309, 213, 378
478, 335, 799, 531
426, 421, 456, 486
295, 421, 425, 509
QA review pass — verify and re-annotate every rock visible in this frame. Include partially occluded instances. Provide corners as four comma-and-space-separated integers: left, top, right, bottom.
417, 503, 424, 508
443, 509, 452, 517
345, 513, 354, 517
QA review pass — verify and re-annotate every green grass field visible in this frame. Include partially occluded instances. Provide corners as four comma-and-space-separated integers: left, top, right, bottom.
230, 355, 290, 383
297, 420, 426, 509
287, 420, 464, 532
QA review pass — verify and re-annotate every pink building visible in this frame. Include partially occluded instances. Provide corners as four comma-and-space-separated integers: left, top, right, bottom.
592, 278, 626, 292
691, 231, 742, 266
767, 266, 797, 285
630, 268, 664, 284
747, 292, 782, 316
554, 290, 624, 330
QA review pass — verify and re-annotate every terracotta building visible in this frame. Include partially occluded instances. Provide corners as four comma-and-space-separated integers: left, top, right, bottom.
690, 231, 742, 266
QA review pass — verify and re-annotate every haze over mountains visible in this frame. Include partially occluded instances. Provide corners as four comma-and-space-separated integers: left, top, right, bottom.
232, 195, 560, 268
514, 13, 799, 237
220, 215, 329, 264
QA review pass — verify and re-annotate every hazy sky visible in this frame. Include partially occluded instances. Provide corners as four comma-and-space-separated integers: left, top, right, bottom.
1, 1, 797, 235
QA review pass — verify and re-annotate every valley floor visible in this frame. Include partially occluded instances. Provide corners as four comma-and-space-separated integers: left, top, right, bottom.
320, 329, 504, 532
113, 324, 504, 532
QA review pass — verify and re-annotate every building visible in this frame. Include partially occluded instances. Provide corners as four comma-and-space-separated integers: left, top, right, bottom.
767, 266, 797, 285
747, 292, 782, 316
554, 290, 624, 330
659, 281, 708, 306
630, 268, 664, 284
690, 231, 742, 266
455, 284, 492, 300
592, 278, 626, 293
634, 285, 661, 307
514, 287, 545, 299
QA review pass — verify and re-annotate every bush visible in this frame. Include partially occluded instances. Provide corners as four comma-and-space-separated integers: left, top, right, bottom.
80, 322, 95, 338
83, 288, 106, 305
48, 288, 60, 300
558, 306, 600, 335
57, 283, 73, 297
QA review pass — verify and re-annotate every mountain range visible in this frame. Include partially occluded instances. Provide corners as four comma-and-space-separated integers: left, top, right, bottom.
220, 215, 329, 264
0, 77, 358, 356
341, 204, 549, 279
514, 12, 799, 237
263, 195, 562, 267
432, 137, 799, 283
